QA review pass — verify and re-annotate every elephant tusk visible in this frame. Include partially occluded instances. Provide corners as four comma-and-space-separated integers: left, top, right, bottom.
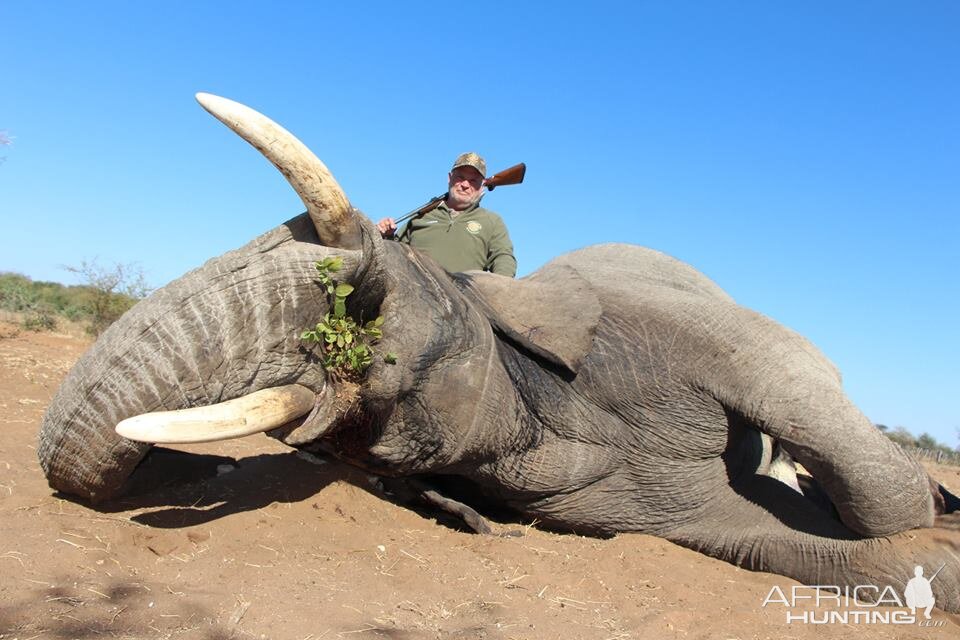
115, 384, 316, 444
195, 92, 363, 250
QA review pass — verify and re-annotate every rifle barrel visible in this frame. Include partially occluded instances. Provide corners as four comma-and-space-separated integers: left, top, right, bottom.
394, 194, 446, 225
929, 562, 946, 582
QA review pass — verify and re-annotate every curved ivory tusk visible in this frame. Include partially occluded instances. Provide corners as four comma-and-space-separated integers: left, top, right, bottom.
195, 92, 362, 250
116, 384, 316, 444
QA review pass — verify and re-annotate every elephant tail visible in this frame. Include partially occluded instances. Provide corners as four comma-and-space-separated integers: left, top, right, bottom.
665, 475, 960, 614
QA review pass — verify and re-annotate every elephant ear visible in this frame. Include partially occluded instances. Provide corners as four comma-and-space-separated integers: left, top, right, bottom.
453, 265, 600, 374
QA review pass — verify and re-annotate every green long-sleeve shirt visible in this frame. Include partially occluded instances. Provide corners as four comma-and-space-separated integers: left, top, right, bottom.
396, 200, 517, 277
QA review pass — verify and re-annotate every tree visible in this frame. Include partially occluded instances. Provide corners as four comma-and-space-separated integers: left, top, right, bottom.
0, 272, 57, 331
884, 426, 917, 449
62, 260, 151, 335
916, 433, 939, 451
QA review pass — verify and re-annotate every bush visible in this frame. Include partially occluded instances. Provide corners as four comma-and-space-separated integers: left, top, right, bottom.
0, 273, 38, 312
879, 424, 958, 457
0, 264, 151, 335
21, 308, 57, 332
62, 260, 151, 336
884, 427, 918, 449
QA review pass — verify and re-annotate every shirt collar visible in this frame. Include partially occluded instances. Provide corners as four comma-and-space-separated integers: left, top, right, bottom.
440, 196, 482, 216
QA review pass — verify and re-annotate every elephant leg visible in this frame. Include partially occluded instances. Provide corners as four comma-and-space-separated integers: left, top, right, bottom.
759, 439, 954, 522
703, 309, 937, 537
377, 476, 514, 536
666, 473, 960, 613
748, 384, 932, 537
935, 482, 960, 514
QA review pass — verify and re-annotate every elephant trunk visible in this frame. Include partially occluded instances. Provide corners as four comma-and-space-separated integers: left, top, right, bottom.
40, 368, 151, 502
41, 93, 394, 501
38, 227, 340, 501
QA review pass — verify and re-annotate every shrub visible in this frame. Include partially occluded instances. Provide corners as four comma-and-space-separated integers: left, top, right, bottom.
301, 257, 395, 380
62, 260, 150, 335
0, 264, 150, 335
22, 308, 57, 332
0, 273, 38, 312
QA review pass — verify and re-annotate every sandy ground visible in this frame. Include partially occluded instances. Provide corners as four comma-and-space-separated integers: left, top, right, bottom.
1, 320, 958, 639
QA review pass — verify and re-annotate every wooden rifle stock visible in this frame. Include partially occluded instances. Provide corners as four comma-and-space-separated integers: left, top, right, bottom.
483, 162, 526, 191
394, 162, 526, 226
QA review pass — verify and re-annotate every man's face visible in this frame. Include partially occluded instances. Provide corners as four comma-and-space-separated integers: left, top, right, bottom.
446, 166, 484, 211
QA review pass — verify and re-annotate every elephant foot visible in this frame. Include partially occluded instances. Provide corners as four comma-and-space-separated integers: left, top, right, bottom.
936, 482, 960, 514
851, 513, 960, 614
376, 477, 522, 536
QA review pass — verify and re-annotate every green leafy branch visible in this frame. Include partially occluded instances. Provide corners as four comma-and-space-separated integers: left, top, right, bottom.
301, 256, 395, 380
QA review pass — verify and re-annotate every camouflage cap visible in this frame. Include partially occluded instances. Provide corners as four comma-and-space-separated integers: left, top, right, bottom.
451, 152, 486, 178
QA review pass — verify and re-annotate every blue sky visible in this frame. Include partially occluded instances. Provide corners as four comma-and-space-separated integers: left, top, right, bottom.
2, 2, 957, 446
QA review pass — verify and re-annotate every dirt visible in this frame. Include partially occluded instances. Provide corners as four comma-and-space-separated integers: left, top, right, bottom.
1, 320, 958, 639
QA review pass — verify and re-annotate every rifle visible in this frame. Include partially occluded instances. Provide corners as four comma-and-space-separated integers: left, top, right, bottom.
484, 162, 527, 191
393, 162, 526, 226
929, 563, 946, 582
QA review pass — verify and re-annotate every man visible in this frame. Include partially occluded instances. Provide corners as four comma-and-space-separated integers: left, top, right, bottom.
377, 152, 517, 277
904, 565, 937, 619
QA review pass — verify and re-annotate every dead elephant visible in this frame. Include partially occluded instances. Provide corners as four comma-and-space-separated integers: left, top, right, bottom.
39, 94, 960, 612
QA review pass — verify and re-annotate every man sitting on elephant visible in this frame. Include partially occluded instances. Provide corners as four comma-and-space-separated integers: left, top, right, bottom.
376, 152, 517, 277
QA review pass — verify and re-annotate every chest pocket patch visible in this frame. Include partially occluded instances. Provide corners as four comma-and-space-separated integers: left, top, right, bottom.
466, 221, 483, 235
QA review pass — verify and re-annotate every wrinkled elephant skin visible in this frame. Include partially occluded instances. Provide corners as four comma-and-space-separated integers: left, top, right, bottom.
38, 94, 960, 613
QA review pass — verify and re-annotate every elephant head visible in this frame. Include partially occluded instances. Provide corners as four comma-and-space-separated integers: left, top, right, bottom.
38, 94, 486, 499
39, 95, 960, 613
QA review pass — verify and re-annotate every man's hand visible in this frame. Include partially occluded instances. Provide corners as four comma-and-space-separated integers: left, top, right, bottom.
376, 217, 397, 238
